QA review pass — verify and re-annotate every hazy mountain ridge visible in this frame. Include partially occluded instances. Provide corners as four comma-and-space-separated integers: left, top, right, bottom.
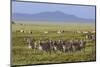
12, 11, 95, 23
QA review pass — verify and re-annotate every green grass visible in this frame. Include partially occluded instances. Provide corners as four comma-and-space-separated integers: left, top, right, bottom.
12, 22, 96, 66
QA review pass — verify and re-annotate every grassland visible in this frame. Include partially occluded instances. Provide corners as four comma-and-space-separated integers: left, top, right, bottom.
12, 22, 96, 66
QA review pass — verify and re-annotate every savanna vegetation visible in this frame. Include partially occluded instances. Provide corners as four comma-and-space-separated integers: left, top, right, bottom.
12, 22, 96, 66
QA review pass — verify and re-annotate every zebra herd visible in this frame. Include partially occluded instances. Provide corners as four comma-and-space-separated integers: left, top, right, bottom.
23, 30, 95, 53
25, 38, 86, 53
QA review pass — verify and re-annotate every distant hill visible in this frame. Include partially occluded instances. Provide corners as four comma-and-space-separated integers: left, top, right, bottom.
12, 11, 95, 23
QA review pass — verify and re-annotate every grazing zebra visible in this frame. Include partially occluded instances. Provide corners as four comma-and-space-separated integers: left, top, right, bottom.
91, 35, 95, 41
53, 41, 58, 51
62, 40, 73, 52
26, 37, 36, 49
28, 30, 32, 34
71, 39, 86, 51
38, 40, 52, 52
53, 40, 63, 52
79, 39, 86, 51
85, 34, 95, 41
48, 40, 55, 51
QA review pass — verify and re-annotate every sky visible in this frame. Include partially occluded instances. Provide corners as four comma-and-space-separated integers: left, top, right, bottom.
12, 1, 95, 19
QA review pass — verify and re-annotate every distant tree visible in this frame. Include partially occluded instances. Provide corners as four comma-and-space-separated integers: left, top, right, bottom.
12, 21, 15, 24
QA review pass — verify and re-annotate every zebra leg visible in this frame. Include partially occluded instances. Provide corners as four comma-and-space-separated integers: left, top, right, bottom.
72, 45, 76, 52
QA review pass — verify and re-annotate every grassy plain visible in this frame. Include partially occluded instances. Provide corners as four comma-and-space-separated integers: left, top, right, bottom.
12, 22, 96, 66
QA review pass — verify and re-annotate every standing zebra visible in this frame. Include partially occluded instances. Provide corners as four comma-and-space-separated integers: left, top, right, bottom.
26, 37, 36, 49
